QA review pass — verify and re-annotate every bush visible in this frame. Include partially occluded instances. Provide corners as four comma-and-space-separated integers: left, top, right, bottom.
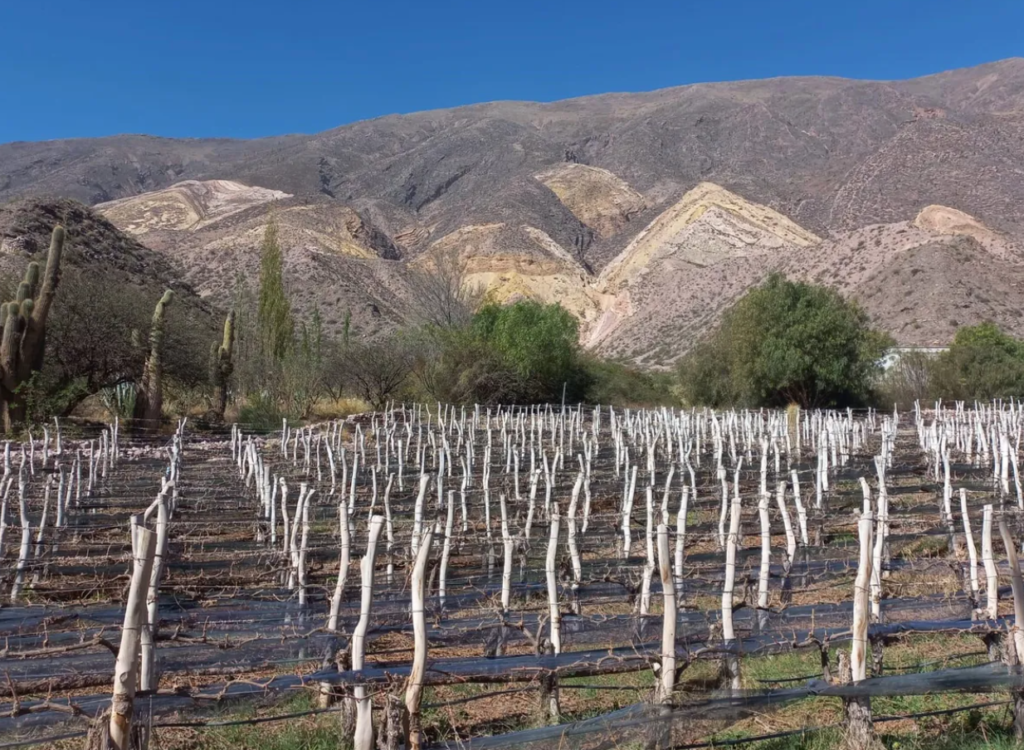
345, 336, 415, 410
236, 391, 285, 433
405, 300, 688, 408
929, 322, 1024, 401
0, 262, 215, 423
471, 300, 584, 403
408, 325, 526, 405
678, 274, 892, 408
581, 357, 677, 407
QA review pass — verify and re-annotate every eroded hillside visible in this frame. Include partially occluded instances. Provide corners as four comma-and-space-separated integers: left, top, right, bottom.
92, 174, 1024, 365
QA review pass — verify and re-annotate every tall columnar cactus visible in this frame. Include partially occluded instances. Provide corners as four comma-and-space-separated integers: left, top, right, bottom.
0, 225, 64, 432
134, 290, 173, 428
210, 310, 235, 421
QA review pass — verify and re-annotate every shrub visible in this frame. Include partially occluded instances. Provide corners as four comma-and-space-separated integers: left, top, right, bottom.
237, 391, 285, 433
929, 322, 1024, 401
99, 382, 137, 419
408, 325, 526, 405
873, 349, 936, 410
580, 357, 677, 407
345, 336, 415, 410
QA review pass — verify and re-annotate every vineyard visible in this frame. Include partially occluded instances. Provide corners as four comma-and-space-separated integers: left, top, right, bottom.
3, 403, 1024, 750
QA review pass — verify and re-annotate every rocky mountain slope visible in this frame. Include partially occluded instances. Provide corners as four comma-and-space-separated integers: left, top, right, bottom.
94, 181, 414, 338
0, 197, 208, 307
4, 59, 1024, 364
85, 177, 1024, 366
0, 198, 217, 377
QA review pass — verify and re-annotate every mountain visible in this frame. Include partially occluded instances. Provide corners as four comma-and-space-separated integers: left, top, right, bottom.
0, 198, 217, 385
778, 207, 1024, 347
94, 181, 421, 338
0, 197, 208, 307
4, 59, 1024, 363
88, 177, 1024, 366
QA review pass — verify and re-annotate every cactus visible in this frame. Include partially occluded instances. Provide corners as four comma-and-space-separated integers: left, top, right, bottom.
134, 290, 173, 428
0, 226, 64, 432
210, 310, 235, 421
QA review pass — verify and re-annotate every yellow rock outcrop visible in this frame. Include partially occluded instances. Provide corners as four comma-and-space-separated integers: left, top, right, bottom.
536, 163, 646, 237
599, 182, 820, 292
913, 205, 999, 243
97, 180, 290, 234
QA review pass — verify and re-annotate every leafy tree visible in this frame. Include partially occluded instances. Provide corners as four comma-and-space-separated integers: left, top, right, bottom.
234, 269, 332, 418
951, 321, 1024, 355
257, 217, 293, 361
929, 322, 1024, 400
679, 274, 891, 408
472, 300, 583, 403
231, 274, 264, 398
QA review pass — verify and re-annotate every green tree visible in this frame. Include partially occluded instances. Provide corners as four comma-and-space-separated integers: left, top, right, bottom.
930, 322, 1024, 400
679, 274, 892, 408
257, 217, 293, 361
231, 274, 263, 397
472, 300, 583, 403
950, 321, 1024, 356
408, 324, 524, 405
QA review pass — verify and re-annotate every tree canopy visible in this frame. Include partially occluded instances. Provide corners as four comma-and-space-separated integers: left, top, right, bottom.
678, 274, 891, 408
929, 322, 1024, 401
257, 218, 293, 362
471, 300, 582, 403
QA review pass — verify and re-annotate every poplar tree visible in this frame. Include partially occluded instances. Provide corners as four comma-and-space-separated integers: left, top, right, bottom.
257, 217, 293, 361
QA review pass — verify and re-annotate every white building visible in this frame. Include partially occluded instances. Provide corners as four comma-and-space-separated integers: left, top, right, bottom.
879, 346, 948, 370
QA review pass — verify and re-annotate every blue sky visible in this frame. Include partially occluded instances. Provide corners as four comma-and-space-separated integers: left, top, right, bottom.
1, 0, 1021, 143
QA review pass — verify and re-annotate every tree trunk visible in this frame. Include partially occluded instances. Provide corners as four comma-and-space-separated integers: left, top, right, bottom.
405, 525, 435, 750
377, 686, 403, 750
110, 526, 156, 750
843, 696, 881, 750
537, 671, 559, 725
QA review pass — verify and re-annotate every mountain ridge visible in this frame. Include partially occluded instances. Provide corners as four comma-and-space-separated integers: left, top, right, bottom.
5, 58, 1024, 364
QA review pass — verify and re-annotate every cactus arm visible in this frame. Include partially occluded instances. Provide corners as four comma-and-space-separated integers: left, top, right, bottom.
210, 309, 235, 421
222, 310, 235, 358
147, 290, 173, 394
31, 226, 64, 325
136, 289, 173, 427
24, 263, 39, 301
0, 303, 21, 384
0, 224, 65, 432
